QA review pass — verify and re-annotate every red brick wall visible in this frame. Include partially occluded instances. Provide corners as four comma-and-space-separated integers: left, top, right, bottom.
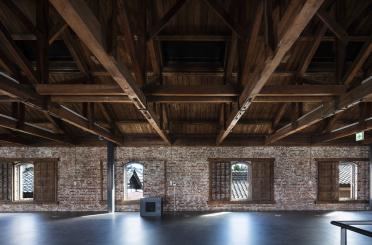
0, 146, 369, 212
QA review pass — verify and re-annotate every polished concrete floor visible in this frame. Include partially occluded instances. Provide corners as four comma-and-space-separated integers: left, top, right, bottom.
0, 211, 372, 245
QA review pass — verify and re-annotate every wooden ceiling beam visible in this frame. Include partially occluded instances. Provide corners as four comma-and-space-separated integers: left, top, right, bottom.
49, 0, 171, 144
36, 84, 124, 95
117, 0, 145, 85
297, 24, 328, 77
0, 22, 38, 84
259, 84, 346, 96
97, 103, 121, 134
50, 95, 131, 103
0, 1, 40, 36
36, 0, 49, 84
143, 84, 241, 96
216, 0, 325, 145
343, 35, 372, 87
263, 0, 278, 52
61, 29, 91, 76
0, 113, 71, 144
49, 21, 68, 45
316, 7, 348, 41
224, 33, 238, 82
0, 72, 124, 145
266, 77, 372, 144
203, 0, 247, 39
35, 83, 346, 99
147, 96, 235, 103
271, 104, 288, 132
321, 113, 342, 133
147, 0, 189, 40
0, 134, 29, 146
314, 119, 372, 143
240, 1, 264, 90
45, 95, 339, 104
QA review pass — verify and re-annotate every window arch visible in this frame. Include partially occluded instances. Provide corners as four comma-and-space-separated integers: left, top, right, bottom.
231, 162, 252, 201
124, 163, 144, 201
338, 162, 357, 201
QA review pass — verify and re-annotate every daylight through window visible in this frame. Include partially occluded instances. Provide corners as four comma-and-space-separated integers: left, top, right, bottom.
231, 162, 251, 201
15, 163, 34, 201
338, 162, 357, 201
124, 163, 144, 201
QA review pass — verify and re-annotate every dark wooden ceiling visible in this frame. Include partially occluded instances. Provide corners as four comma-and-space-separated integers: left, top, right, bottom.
0, 0, 370, 147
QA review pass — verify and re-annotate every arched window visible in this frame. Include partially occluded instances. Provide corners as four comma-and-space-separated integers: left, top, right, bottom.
14, 163, 34, 201
339, 162, 357, 201
124, 163, 144, 201
231, 162, 252, 201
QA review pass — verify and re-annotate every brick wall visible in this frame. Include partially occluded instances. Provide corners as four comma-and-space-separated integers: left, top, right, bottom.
0, 146, 370, 212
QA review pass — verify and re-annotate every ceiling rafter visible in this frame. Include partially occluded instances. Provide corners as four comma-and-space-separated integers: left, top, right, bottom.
0, 112, 72, 145
316, 7, 348, 41
203, 0, 247, 40
117, 0, 145, 85
49, 0, 171, 145
0, 72, 124, 145
0, 22, 39, 84
147, 0, 189, 40
216, 0, 326, 145
266, 76, 372, 144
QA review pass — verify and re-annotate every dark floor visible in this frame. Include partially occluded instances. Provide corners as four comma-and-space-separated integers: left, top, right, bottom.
0, 211, 372, 245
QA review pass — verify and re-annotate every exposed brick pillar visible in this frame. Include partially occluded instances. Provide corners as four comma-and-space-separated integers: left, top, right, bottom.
107, 141, 116, 213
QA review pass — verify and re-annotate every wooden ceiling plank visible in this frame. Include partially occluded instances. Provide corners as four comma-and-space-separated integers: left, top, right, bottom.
49, 0, 171, 144
266, 76, 372, 144
216, 0, 326, 145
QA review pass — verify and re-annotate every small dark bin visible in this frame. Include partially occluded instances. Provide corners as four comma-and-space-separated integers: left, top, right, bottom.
140, 197, 163, 217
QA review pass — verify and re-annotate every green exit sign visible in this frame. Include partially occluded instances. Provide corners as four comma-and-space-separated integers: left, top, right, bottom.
355, 131, 364, 141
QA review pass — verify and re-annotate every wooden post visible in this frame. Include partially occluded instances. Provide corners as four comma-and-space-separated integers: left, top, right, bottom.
107, 141, 116, 213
